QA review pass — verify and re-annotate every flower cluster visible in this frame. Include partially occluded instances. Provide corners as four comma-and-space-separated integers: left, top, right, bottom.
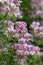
0, 0, 43, 65
0, 0, 22, 19
29, 0, 43, 18
0, 20, 42, 65
30, 21, 43, 38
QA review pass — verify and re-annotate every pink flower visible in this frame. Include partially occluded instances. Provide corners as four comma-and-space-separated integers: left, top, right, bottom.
22, 44, 40, 52
2, 5, 10, 11
24, 33, 33, 40
13, 44, 21, 49
16, 21, 27, 28
15, 21, 27, 33
17, 59, 24, 65
7, 21, 14, 27
9, 0, 14, 2
18, 38, 27, 44
30, 21, 40, 28
33, 46, 40, 52
16, 50, 27, 56
36, 10, 43, 16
